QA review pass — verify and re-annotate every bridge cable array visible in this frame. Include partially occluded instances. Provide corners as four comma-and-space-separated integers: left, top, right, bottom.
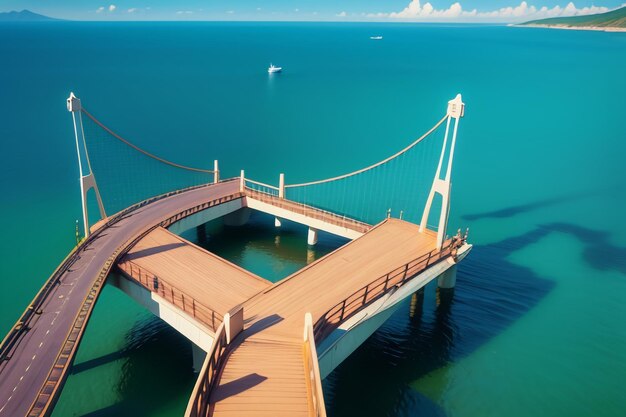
266, 114, 450, 226
78, 100, 452, 229
81, 108, 215, 174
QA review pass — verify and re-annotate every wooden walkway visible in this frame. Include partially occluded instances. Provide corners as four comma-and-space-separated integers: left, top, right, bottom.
207, 218, 439, 417
118, 227, 271, 332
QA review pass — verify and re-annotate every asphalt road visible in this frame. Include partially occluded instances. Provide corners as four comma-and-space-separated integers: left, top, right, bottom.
0, 180, 240, 417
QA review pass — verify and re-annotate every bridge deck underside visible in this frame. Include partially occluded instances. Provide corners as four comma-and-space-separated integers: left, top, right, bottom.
209, 218, 437, 416
118, 227, 271, 328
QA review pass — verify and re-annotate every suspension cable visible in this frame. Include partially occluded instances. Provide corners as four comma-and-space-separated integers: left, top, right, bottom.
81, 108, 215, 174
284, 114, 448, 188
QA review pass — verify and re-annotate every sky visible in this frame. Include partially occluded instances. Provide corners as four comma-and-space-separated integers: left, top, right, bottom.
2, 0, 624, 22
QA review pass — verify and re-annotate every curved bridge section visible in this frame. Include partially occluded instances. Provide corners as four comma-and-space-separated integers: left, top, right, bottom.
0, 180, 243, 417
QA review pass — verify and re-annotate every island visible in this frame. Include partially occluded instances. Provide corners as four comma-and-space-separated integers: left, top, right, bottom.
517, 5, 626, 32
0, 9, 60, 21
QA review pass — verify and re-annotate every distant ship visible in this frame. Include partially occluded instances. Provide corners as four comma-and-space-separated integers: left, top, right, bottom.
370, 36, 383, 40
268, 64, 282, 73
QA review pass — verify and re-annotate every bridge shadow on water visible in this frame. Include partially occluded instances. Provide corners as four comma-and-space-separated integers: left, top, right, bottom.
71, 316, 196, 417
323, 219, 626, 417
323, 227, 555, 417
460, 187, 613, 222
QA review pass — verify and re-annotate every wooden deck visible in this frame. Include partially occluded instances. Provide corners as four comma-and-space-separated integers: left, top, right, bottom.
208, 218, 439, 417
118, 227, 271, 331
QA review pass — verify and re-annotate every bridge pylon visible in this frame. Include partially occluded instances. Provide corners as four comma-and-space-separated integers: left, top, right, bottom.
67, 92, 107, 237
419, 94, 465, 250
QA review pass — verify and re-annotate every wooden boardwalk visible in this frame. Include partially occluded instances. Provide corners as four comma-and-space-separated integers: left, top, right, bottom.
207, 218, 440, 417
118, 227, 271, 332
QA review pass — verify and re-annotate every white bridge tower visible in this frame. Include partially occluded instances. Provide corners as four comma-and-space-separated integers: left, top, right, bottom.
67, 93, 107, 237
419, 94, 465, 249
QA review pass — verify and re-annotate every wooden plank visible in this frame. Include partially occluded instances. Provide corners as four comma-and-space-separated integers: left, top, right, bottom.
119, 227, 271, 317
210, 218, 438, 417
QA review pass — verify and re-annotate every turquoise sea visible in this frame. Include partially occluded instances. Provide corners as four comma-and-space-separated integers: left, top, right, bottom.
1, 22, 625, 417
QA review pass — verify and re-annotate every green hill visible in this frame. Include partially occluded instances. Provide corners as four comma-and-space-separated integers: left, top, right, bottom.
521, 5, 626, 28
0, 10, 60, 21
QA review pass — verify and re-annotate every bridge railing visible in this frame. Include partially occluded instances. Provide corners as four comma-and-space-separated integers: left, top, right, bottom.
118, 260, 224, 332
185, 306, 244, 417
313, 237, 461, 343
303, 313, 327, 417
185, 322, 227, 417
244, 178, 280, 198
244, 187, 372, 234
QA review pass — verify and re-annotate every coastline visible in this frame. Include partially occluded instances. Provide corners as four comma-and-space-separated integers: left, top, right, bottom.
511, 23, 626, 32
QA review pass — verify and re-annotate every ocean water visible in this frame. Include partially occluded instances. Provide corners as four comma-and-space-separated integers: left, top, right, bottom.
1, 22, 625, 417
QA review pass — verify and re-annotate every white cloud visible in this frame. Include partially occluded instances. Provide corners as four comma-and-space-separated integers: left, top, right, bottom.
294, 8, 299, 12
176, 10, 193, 15
127, 8, 138, 13
369, 1, 609, 22
226, 10, 235, 14
96, 4, 118, 13
336, 11, 347, 17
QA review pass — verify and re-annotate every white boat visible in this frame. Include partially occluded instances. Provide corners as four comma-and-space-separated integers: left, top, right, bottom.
268, 64, 282, 73
370, 36, 383, 40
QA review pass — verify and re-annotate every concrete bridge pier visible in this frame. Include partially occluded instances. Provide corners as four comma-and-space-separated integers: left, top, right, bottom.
409, 287, 425, 321
436, 286, 455, 309
191, 342, 207, 373
437, 264, 457, 289
196, 223, 207, 245
223, 207, 251, 227
307, 227, 318, 246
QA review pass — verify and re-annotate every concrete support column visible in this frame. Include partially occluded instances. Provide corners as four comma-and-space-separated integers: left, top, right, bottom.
191, 342, 207, 373
239, 170, 245, 192
437, 264, 457, 289
196, 223, 207, 244
307, 227, 318, 246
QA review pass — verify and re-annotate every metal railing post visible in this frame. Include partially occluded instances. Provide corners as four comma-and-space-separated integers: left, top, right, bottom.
339, 300, 347, 321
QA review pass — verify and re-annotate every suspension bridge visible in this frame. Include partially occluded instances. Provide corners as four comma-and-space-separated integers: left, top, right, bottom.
0, 92, 471, 417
